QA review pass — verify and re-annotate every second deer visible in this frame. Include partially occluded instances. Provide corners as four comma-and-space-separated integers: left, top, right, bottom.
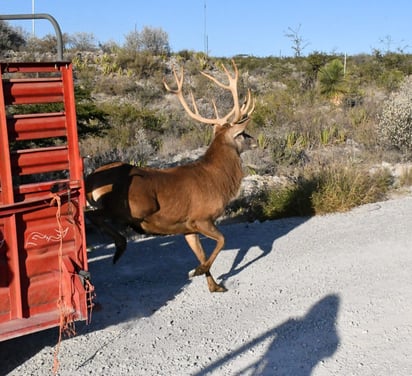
85, 60, 255, 292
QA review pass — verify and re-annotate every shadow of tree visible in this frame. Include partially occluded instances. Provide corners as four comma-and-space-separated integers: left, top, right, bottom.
194, 294, 340, 376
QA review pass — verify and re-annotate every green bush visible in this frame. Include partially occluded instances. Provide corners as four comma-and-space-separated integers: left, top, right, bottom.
258, 178, 317, 219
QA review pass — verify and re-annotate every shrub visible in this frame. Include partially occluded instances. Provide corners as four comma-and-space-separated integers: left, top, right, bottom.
311, 165, 392, 214
378, 76, 412, 154
257, 178, 317, 219
251, 164, 392, 220
82, 127, 155, 174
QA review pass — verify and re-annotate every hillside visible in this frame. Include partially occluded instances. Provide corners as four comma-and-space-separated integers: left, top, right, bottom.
4, 46, 412, 218
74, 50, 412, 218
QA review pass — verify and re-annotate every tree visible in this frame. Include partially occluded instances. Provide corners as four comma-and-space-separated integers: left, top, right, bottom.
68, 32, 97, 51
74, 85, 109, 137
23, 33, 70, 56
284, 24, 309, 57
303, 51, 331, 90
139, 26, 170, 55
123, 26, 170, 56
0, 21, 26, 54
123, 29, 140, 53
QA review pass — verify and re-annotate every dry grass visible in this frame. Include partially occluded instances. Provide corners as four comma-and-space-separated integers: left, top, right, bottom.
250, 162, 393, 220
399, 166, 412, 187
310, 164, 392, 214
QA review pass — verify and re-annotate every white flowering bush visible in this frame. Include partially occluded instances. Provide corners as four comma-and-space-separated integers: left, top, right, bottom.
378, 76, 412, 153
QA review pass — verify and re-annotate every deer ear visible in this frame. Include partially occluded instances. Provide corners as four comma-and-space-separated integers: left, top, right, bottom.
213, 124, 223, 135
230, 118, 250, 138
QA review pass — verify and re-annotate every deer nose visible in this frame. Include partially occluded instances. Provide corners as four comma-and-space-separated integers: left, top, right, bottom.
250, 137, 258, 149
244, 132, 258, 149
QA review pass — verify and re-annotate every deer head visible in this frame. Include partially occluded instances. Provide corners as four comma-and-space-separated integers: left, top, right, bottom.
163, 59, 255, 140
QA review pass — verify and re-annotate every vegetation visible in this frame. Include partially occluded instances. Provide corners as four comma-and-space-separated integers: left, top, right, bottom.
0, 20, 26, 54
2, 20, 412, 221
378, 75, 412, 155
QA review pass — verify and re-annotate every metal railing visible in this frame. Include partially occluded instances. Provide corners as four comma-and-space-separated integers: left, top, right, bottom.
0, 13, 64, 60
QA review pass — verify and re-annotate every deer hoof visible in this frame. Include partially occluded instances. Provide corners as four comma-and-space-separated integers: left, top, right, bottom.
188, 264, 209, 278
210, 284, 228, 293
113, 239, 127, 264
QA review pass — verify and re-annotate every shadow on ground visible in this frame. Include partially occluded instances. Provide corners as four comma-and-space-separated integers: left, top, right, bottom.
194, 294, 340, 376
0, 216, 308, 375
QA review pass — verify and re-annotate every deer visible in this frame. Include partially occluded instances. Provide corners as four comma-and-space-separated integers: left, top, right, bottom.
85, 60, 255, 292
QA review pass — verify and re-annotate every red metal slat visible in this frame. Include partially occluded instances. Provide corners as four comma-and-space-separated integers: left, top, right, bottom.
1, 62, 69, 74
14, 179, 72, 203
61, 65, 84, 184
7, 112, 67, 141
0, 310, 60, 341
10, 146, 69, 175
0, 215, 24, 320
3, 78, 64, 105
0, 291, 11, 322
0, 66, 14, 205
0, 223, 7, 287
0, 223, 11, 320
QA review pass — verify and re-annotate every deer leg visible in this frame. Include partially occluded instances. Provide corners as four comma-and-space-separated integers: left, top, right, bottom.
184, 230, 227, 293
86, 210, 127, 264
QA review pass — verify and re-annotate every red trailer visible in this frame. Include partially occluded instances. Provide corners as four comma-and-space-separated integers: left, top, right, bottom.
0, 15, 94, 342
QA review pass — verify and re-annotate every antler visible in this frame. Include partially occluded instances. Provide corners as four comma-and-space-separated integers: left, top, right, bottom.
163, 59, 255, 127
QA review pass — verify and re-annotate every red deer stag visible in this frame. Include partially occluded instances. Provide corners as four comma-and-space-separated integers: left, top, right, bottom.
85, 60, 255, 292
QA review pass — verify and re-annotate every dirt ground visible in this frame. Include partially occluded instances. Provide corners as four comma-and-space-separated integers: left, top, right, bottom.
1, 195, 411, 376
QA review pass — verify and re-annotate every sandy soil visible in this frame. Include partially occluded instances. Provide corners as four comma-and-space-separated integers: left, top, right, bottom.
1, 195, 412, 376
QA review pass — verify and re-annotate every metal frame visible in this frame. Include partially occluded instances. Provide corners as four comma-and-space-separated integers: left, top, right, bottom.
0, 13, 64, 60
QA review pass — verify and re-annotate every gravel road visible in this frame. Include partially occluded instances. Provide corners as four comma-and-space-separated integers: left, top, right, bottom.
1, 195, 411, 376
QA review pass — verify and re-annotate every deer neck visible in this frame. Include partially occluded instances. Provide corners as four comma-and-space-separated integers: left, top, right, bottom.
201, 135, 244, 200
204, 134, 242, 167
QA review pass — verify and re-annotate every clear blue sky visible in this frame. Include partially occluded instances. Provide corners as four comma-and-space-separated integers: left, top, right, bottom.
1, 1, 411, 57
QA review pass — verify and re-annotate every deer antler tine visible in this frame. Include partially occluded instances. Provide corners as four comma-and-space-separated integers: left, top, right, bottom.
240, 89, 252, 112
163, 67, 183, 93
220, 63, 232, 81
162, 77, 173, 92
200, 71, 230, 90
212, 99, 220, 118
237, 89, 255, 123
229, 58, 239, 78
190, 91, 201, 115
175, 67, 184, 88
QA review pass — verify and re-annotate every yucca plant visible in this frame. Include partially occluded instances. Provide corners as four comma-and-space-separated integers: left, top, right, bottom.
318, 59, 347, 102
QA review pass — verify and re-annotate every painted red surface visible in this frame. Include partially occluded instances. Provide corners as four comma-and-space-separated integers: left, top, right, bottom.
0, 62, 93, 341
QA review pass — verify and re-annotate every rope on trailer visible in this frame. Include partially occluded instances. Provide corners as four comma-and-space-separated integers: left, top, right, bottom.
50, 192, 76, 375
